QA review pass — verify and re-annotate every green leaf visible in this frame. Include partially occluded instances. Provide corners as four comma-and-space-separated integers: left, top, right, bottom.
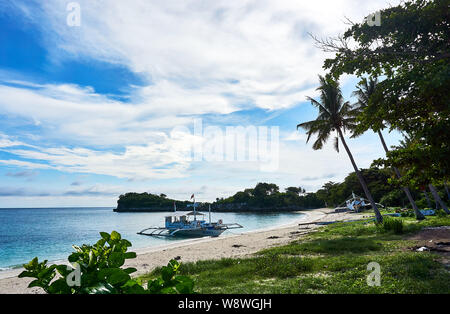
96, 238, 107, 247
68, 252, 81, 263
88, 250, 96, 267
23, 257, 39, 270
124, 252, 136, 259
98, 268, 119, 280
147, 278, 163, 293
109, 252, 125, 267
99, 232, 110, 240
82, 282, 117, 294
108, 270, 130, 285
121, 239, 132, 247
160, 286, 177, 294
56, 265, 73, 277
175, 276, 195, 293
110, 231, 121, 241
124, 284, 147, 294
161, 266, 175, 282
123, 267, 137, 274
18, 271, 34, 278
37, 266, 55, 280
28, 279, 42, 288
168, 259, 180, 272
48, 278, 71, 294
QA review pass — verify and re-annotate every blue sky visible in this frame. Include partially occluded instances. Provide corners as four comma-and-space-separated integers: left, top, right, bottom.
0, 0, 402, 207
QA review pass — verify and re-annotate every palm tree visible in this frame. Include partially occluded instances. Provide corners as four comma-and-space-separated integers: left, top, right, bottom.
297, 75, 383, 223
444, 181, 450, 201
422, 188, 432, 208
352, 77, 425, 220
428, 184, 450, 214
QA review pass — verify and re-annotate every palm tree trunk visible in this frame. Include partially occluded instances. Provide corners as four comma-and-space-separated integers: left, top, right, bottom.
422, 190, 432, 208
338, 128, 383, 223
428, 184, 450, 214
444, 182, 450, 201
428, 183, 443, 209
377, 131, 425, 220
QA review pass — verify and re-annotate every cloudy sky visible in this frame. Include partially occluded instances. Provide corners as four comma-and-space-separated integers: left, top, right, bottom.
0, 0, 402, 207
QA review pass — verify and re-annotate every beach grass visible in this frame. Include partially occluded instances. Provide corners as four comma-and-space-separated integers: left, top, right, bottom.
140, 214, 450, 293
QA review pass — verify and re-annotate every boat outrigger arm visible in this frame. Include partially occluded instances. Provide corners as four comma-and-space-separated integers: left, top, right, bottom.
137, 202, 243, 237
137, 222, 243, 237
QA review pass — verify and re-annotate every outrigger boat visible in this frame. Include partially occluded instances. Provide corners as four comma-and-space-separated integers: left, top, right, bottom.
334, 192, 385, 212
137, 199, 243, 238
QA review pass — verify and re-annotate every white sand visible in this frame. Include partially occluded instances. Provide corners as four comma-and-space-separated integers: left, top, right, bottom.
0, 207, 363, 294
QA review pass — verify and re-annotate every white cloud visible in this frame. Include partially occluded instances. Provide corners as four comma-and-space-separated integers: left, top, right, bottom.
0, 134, 32, 148
0, 1, 404, 205
11, 0, 397, 112
2, 136, 194, 180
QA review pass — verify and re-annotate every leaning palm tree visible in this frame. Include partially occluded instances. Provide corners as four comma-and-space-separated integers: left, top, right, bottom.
297, 75, 383, 223
444, 181, 450, 201
422, 188, 433, 208
352, 77, 425, 220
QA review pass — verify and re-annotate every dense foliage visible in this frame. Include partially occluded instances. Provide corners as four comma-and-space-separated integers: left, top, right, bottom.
321, 0, 450, 188
19, 231, 195, 294
315, 168, 393, 207
314, 167, 448, 208
212, 168, 441, 211
116, 168, 448, 212
116, 192, 191, 211
213, 182, 324, 210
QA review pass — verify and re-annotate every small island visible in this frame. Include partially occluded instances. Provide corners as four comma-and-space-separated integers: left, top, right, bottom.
114, 192, 191, 212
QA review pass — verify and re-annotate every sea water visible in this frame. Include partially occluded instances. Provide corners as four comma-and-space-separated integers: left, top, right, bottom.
0, 207, 305, 270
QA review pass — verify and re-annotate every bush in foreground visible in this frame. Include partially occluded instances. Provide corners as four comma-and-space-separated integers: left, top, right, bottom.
380, 217, 404, 234
19, 231, 195, 294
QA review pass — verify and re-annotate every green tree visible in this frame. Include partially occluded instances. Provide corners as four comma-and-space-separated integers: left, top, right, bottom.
315, 0, 450, 189
316, 181, 343, 207
393, 133, 450, 213
286, 187, 301, 195
297, 75, 383, 222
352, 77, 425, 220
253, 183, 280, 204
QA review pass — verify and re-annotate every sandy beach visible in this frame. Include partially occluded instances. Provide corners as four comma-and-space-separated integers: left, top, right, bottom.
0, 207, 363, 294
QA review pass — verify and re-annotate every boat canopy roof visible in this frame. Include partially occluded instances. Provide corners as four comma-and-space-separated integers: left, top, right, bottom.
186, 211, 204, 216
164, 211, 205, 218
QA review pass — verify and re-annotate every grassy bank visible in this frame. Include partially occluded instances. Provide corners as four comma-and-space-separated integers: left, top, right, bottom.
140, 214, 450, 293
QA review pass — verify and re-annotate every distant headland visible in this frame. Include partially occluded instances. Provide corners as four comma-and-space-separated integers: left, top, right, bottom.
114, 182, 324, 213
114, 167, 430, 213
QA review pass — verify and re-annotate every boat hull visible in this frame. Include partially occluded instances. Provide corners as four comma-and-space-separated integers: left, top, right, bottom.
171, 228, 226, 237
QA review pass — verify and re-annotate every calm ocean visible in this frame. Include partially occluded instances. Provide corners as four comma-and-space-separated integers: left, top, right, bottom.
0, 207, 305, 270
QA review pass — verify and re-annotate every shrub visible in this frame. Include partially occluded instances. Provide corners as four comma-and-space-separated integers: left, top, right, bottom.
400, 210, 415, 217
19, 231, 195, 294
414, 198, 429, 210
381, 217, 404, 234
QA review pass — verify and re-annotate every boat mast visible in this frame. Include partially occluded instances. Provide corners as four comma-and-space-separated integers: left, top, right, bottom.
193, 195, 196, 221
209, 204, 211, 224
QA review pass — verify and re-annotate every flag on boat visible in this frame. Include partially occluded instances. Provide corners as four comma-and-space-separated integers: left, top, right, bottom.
190, 194, 194, 199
